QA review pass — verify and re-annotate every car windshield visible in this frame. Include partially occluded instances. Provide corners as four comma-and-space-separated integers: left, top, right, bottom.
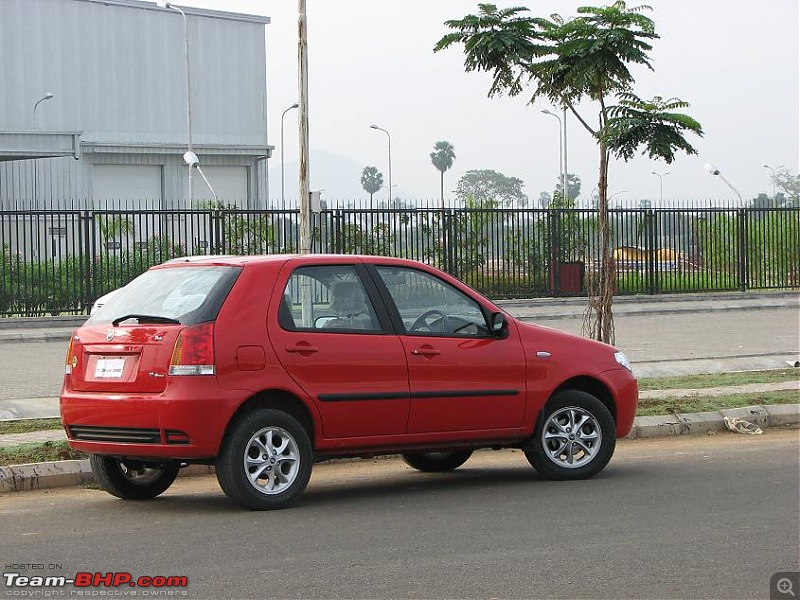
86, 266, 241, 326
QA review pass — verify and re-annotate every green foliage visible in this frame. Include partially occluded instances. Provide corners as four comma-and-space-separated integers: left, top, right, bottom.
337, 222, 395, 256
360, 166, 384, 203
454, 169, 528, 207
431, 141, 457, 205
96, 214, 135, 244
604, 93, 703, 163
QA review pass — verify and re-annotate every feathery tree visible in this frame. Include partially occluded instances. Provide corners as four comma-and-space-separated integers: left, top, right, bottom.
435, 2, 703, 343
360, 166, 384, 207
430, 141, 457, 209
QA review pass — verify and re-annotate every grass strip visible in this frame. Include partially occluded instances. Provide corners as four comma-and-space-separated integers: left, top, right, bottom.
638, 368, 799, 391
636, 390, 799, 417
0, 440, 87, 466
0, 418, 63, 435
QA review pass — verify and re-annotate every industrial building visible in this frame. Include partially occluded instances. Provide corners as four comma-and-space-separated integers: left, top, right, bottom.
0, 0, 272, 210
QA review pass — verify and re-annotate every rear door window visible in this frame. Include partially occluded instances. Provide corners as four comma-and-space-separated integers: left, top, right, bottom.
280, 265, 383, 333
86, 266, 241, 326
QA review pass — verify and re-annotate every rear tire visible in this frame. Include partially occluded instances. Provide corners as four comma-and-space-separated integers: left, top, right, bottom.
216, 409, 313, 510
90, 454, 179, 500
524, 390, 615, 480
402, 450, 473, 472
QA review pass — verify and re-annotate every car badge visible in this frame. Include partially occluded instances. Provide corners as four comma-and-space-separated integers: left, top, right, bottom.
106, 329, 115, 342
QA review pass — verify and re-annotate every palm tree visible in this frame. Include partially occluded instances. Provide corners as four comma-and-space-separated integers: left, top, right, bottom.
360, 166, 383, 208
430, 141, 456, 209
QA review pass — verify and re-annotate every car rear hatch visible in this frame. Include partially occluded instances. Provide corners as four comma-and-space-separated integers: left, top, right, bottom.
66, 264, 241, 393
67, 324, 183, 393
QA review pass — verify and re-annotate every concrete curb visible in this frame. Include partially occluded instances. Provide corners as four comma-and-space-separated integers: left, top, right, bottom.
626, 404, 799, 439
0, 460, 215, 494
0, 404, 797, 494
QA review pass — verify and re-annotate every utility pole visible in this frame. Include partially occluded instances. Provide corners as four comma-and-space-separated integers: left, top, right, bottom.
298, 0, 311, 255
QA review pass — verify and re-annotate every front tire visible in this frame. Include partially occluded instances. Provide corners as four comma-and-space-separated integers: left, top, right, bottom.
524, 390, 615, 480
402, 450, 473, 472
216, 409, 313, 510
90, 455, 179, 500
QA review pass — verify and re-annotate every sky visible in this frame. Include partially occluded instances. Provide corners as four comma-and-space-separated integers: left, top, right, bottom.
183, 0, 798, 206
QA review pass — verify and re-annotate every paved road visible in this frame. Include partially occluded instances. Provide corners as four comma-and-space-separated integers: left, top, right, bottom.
0, 430, 797, 599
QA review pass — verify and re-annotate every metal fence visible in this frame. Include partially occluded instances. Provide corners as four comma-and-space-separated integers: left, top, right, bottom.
1, 206, 798, 316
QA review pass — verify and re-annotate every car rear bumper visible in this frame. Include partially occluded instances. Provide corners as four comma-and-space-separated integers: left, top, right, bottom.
60, 379, 242, 460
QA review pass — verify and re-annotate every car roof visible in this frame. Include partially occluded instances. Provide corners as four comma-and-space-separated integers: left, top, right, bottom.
151, 254, 431, 269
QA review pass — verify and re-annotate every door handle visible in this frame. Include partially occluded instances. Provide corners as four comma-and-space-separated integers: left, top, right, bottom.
285, 345, 319, 354
410, 348, 441, 357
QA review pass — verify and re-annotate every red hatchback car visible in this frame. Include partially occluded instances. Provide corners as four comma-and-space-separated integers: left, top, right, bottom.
61, 255, 638, 510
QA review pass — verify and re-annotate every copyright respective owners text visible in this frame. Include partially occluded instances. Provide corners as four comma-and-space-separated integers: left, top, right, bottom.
772, 572, 800, 600
2, 564, 190, 597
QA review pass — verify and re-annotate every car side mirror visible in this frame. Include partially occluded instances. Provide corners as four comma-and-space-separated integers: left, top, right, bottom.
490, 312, 507, 336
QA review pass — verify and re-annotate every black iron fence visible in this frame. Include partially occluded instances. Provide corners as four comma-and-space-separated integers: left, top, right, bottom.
2, 206, 798, 316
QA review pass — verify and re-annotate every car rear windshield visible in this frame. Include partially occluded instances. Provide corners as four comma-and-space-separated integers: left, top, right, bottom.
86, 265, 242, 326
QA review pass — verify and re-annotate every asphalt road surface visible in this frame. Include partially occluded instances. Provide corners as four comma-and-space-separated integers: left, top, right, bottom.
1, 430, 797, 599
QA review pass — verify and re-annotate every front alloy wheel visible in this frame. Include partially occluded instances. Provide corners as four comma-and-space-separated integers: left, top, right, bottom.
524, 390, 615, 480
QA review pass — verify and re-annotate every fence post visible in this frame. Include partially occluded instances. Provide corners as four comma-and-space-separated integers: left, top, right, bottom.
738, 208, 748, 292
80, 210, 93, 312
332, 210, 342, 254
646, 209, 657, 295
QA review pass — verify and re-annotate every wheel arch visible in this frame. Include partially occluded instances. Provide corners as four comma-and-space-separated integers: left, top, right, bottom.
551, 376, 617, 424
225, 389, 317, 448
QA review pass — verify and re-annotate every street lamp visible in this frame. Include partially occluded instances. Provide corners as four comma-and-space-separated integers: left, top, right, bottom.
651, 171, 670, 205
33, 93, 54, 128
763, 163, 784, 200
157, 1, 194, 203
281, 102, 299, 207
369, 124, 391, 203
542, 109, 567, 204
704, 163, 743, 207
183, 151, 218, 205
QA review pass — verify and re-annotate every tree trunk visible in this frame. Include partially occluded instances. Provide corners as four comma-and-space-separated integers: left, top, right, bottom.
583, 143, 615, 345
440, 171, 445, 210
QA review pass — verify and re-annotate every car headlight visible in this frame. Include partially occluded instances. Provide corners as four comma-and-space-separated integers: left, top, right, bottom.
614, 351, 633, 374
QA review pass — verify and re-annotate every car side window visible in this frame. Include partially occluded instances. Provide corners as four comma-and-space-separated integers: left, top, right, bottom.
375, 266, 491, 337
280, 265, 383, 333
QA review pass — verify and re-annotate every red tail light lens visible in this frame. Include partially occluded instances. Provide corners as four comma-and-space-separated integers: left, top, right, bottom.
169, 323, 215, 376
65, 334, 81, 375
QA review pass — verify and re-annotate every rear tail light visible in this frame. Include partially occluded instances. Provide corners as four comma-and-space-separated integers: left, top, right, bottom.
65, 334, 80, 375
169, 323, 215, 376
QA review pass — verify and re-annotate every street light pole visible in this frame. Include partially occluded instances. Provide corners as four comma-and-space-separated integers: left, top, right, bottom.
651, 171, 670, 205
281, 103, 299, 208
704, 163, 743, 207
370, 124, 391, 204
541, 109, 566, 204
32, 93, 54, 128
158, 1, 194, 204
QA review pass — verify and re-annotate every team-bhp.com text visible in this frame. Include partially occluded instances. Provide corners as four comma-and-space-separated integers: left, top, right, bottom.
3, 572, 188, 597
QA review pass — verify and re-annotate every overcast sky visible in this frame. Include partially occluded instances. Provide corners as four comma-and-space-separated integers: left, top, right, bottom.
183, 0, 798, 206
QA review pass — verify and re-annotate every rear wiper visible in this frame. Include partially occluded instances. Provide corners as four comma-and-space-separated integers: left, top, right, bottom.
111, 314, 181, 326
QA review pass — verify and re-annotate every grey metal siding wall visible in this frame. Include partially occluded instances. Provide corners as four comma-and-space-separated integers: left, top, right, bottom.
0, 0, 269, 209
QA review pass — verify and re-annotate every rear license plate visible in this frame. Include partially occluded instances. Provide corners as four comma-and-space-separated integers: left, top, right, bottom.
94, 358, 125, 378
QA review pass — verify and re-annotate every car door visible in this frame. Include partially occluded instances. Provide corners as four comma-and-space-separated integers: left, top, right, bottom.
371, 264, 527, 435
268, 262, 410, 440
